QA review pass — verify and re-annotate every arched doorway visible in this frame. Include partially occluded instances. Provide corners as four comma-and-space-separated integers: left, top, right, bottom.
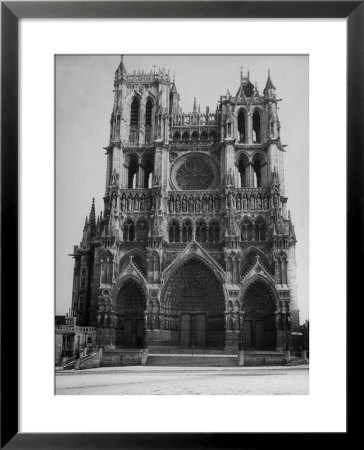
162, 258, 225, 349
242, 280, 277, 350
116, 279, 146, 348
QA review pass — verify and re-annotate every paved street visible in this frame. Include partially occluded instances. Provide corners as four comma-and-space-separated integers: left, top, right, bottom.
55, 365, 308, 395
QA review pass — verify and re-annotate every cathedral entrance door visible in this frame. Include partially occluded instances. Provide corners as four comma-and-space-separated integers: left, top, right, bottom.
136, 319, 144, 348
116, 279, 146, 349
242, 319, 265, 349
124, 319, 133, 347
181, 313, 191, 348
242, 281, 277, 351
242, 320, 252, 348
194, 314, 206, 348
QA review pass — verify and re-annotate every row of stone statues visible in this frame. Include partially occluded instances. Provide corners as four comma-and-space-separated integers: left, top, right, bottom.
120, 193, 158, 212
168, 194, 220, 213
227, 191, 274, 211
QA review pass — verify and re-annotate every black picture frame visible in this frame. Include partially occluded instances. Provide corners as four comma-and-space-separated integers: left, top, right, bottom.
1, 1, 359, 448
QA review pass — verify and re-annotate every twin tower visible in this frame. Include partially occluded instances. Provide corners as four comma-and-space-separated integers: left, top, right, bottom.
70, 56, 299, 353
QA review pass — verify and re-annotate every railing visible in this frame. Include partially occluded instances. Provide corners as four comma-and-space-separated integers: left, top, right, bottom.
74, 326, 97, 333
55, 325, 75, 333
169, 139, 218, 147
169, 113, 218, 127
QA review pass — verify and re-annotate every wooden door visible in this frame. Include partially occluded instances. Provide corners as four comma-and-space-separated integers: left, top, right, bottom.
195, 314, 206, 348
255, 320, 265, 349
124, 319, 133, 347
242, 320, 252, 349
181, 314, 191, 348
136, 319, 144, 348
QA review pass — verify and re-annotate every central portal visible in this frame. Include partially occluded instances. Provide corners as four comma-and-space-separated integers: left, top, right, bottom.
161, 257, 225, 349
181, 314, 206, 348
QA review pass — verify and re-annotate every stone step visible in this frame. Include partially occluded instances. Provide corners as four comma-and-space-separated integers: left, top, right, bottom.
146, 354, 238, 367
147, 348, 232, 355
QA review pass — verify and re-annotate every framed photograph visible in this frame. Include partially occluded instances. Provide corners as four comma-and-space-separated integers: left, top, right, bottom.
2, 1, 358, 447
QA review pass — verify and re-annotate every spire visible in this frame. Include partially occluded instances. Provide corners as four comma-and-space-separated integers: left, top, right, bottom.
193, 97, 197, 113
89, 198, 96, 236
264, 68, 276, 92
83, 216, 88, 231
116, 55, 127, 75
171, 82, 178, 93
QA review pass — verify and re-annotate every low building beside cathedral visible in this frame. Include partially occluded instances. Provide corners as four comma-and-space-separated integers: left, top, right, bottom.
63, 57, 299, 362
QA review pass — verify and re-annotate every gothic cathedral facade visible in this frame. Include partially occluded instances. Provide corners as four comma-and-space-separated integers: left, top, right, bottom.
70, 57, 299, 353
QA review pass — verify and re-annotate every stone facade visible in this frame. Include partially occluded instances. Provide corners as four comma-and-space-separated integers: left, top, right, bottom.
68, 57, 299, 355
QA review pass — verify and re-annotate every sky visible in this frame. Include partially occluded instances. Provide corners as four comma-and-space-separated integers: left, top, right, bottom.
56, 55, 309, 322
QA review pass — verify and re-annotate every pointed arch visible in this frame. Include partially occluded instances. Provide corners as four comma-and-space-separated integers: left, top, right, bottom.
241, 217, 253, 241
182, 219, 193, 242
254, 216, 266, 241
113, 277, 147, 348
119, 249, 147, 277
145, 97, 154, 145
126, 153, 138, 188
173, 131, 181, 142
191, 130, 199, 142
196, 219, 207, 243
208, 220, 220, 243
237, 108, 247, 143
240, 248, 271, 277
160, 256, 225, 348
136, 217, 149, 242
169, 219, 180, 243
123, 217, 135, 242
237, 153, 249, 188
182, 131, 190, 142
240, 277, 278, 350
252, 109, 262, 143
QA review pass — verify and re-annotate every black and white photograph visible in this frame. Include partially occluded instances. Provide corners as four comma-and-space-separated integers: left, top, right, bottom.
55, 54, 309, 395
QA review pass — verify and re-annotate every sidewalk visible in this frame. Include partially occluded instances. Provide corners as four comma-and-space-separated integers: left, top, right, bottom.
56, 363, 309, 376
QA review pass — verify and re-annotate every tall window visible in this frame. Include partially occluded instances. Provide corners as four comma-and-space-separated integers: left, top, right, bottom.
196, 220, 207, 242
238, 158, 247, 188
182, 220, 192, 242
238, 109, 246, 143
123, 218, 135, 242
254, 218, 266, 241
209, 221, 220, 243
253, 159, 262, 187
145, 99, 153, 145
253, 110, 261, 143
130, 98, 139, 125
130, 98, 139, 145
136, 218, 148, 241
241, 218, 253, 241
201, 131, 208, 141
127, 158, 138, 188
182, 132, 189, 143
169, 220, 180, 243
144, 159, 154, 188
191, 131, 199, 142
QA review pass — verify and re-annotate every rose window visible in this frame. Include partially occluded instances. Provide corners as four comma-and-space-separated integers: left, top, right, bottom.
175, 155, 215, 190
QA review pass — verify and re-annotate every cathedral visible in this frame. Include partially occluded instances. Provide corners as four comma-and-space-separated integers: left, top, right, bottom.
68, 56, 299, 358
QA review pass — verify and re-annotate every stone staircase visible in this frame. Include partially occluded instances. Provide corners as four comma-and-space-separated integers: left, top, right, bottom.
146, 353, 238, 367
